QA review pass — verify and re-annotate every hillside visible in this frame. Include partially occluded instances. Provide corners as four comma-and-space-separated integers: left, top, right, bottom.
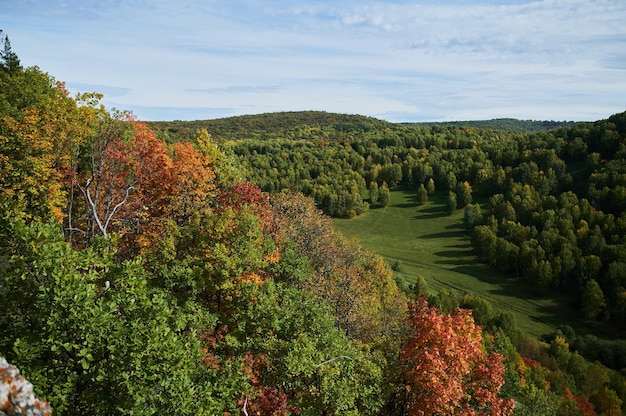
404, 118, 578, 133
179, 109, 626, 358
147, 111, 580, 144
333, 187, 612, 340
3, 49, 626, 413
149, 110, 626, 335
148, 111, 395, 142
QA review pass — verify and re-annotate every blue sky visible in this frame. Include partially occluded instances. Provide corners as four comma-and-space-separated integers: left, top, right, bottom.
2, 0, 626, 122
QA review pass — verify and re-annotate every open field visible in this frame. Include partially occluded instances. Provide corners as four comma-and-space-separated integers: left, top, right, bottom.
333, 187, 585, 339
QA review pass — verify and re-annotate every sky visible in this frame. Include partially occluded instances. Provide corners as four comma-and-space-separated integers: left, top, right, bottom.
2, 0, 626, 122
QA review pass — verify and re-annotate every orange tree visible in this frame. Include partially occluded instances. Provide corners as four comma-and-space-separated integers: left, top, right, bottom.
400, 296, 514, 416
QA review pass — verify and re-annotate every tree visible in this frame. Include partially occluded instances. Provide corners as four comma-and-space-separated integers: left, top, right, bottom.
379, 181, 390, 207
269, 190, 407, 344
416, 183, 428, 205
400, 296, 514, 416
446, 171, 458, 191
168, 140, 216, 226
591, 387, 622, 416
581, 279, 606, 320
471, 225, 497, 264
426, 177, 436, 195
215, 280, 386, 415
528, 259, 554, 293
0, 30, 21, 74
369, 181, 379, 205
193, 128, 245, 189
446, 190, 458, 214
0, 216, 239, 414
464, 203, 483, 230
69, 110, 136, 242
1, 66, 91, 223
456, 181, 473, 208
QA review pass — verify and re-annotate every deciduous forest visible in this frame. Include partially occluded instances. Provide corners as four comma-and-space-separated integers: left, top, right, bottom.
2, 30, 626, 415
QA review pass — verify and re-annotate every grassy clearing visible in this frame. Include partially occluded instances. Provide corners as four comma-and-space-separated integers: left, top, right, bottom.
333, 187, 584, 339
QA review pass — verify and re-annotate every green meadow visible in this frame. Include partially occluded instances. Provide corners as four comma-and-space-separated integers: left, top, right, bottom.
334, 187, 584, 339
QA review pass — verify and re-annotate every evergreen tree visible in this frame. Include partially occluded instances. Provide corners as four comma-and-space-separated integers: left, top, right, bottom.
0, 30, 21, 75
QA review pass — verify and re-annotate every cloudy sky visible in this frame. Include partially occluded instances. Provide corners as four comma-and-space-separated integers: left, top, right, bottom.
2, 0, 626, 122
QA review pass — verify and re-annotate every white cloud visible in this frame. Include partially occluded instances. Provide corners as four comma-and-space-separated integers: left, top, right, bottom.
1, 0, 625, 121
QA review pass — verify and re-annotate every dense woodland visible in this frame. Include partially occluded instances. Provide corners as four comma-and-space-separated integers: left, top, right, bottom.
2, 30, 626, 415
151, 109, 626, 326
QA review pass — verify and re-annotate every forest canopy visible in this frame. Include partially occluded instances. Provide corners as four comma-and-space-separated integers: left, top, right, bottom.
2, 34, 626, 415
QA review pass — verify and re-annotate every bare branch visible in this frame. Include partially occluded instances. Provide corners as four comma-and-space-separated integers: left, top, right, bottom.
316, 355, 356, 367
103, 185, 135, 233
79, 176, 135, 237
242, 396, 249, 416
82, 178, 107, 236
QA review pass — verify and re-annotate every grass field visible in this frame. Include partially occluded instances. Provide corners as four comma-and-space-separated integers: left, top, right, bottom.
333, 187, 586, 339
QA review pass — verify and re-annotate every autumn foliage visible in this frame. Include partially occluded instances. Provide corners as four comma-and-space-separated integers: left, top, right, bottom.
400, 296, 514, 416
6, 48, 626, 415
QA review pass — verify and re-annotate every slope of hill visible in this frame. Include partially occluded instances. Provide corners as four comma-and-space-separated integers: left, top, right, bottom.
404, 118, 578, 133
148, 111, 580, 143
169, 109, 626, 346
148, 111, 395, 142
5, 33, 626, 415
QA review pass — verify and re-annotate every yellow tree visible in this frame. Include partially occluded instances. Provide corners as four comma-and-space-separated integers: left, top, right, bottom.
0, 67, 94, 222
270, 190, 407, 344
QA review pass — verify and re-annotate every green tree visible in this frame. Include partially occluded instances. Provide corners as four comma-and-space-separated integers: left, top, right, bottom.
369, 181, 379, 205
514, 385, 559, 416
0, 216, 238, 414
446, 171, 457, 191
218, 280, 386, 415
410, 275, 429, 297
0, 30, 21, 74
456, 181, 472, 208
379, 181, 390, 207
581, 279, 606, 320
425, 177, 436, 195
463, 203, 483, 230
416, 183, 428, 205
446, 190, 457, 214
528, 259, 554, 293
471, 225, 497, 264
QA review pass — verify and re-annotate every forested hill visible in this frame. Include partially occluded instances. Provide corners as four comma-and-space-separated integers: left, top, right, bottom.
148, 111, 393, 142
405, 118, 578, 133
147, 111, 578, 142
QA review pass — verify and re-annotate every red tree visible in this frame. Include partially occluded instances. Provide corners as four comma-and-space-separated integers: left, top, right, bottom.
400, 296, 514, 416
218, 181, 274, 233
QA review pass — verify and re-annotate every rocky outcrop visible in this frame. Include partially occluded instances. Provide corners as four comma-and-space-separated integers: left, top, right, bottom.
0, 358, 51, 416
